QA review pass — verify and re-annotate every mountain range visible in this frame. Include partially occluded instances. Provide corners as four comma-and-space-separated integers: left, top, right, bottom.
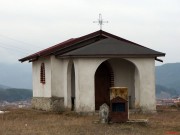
155, 63, 180, 98
0, 62, 180, 101
0, 63, 32, 89
156, 63, 180, 92
0, 87, 32, 102
0, 63, 32, 102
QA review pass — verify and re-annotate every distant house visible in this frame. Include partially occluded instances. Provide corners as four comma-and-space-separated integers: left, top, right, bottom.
19, 30, 165, 113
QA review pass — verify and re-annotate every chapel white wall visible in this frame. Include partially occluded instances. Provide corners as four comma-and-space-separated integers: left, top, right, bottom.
50, 57, 72, 109
51, 56, 64, 97
127, 58, 156, 111
32, 56, 66, 98
73, 58, 107, 112
32, 56, 156, 112
32, 57, 52, 97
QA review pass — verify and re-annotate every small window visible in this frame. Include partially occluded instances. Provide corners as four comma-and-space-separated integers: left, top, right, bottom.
40, 63, 45, 84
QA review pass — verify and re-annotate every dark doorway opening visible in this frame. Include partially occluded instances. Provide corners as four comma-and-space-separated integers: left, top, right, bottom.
71, 63, 75, 111
95, 62, 112, 110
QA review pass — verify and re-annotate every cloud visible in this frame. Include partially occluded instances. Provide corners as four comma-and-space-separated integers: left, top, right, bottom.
0, 0, 179, 64
0, 48, 20, 63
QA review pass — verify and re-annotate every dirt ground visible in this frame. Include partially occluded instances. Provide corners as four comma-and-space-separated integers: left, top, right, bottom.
0, 107, 179, 135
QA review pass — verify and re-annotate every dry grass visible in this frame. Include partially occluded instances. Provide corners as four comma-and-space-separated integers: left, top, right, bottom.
0, 108, 179, 135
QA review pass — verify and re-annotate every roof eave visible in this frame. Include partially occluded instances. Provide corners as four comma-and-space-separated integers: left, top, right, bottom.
57, 54, 166, 58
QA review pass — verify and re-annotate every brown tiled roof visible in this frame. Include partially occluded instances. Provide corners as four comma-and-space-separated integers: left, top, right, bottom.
19, 38, 76, 62
19, 30, 165, 62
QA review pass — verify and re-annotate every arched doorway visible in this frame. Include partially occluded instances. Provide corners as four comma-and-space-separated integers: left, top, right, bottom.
95, 62, 113, 110
67, 60, 75, 111
71, 63, 75, 110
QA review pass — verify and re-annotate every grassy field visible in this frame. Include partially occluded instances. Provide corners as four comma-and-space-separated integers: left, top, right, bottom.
0, 107, 179, 135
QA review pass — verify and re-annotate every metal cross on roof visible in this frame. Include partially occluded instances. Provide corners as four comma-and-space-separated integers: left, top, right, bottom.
93, 14, 108, 30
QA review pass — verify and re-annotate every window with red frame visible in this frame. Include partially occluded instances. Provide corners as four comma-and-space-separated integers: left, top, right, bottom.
40, 63, 45, 84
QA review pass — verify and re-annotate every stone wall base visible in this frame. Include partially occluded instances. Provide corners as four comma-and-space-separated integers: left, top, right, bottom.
32, 97, 64, 112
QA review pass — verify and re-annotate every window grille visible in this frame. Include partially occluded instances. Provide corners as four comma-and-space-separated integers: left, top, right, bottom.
40, 63, 45, 84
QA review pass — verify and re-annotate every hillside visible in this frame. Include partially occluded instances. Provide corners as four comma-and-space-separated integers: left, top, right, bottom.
0, 84, 10, 89
156, 84, 178, 98
156, 63, 180, 95
0, 63, 32, 89
0, 88, 32, 102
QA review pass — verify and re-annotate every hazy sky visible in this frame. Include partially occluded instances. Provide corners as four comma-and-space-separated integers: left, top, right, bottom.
0, 0, 179, 65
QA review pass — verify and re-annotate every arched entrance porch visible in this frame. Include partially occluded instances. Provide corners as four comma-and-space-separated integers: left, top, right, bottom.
94, 58, 140, 110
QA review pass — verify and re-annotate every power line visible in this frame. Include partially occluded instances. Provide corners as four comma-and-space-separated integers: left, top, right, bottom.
0, 34, 43, 50
0, 45, 29, 55
0, 41, 34, 53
